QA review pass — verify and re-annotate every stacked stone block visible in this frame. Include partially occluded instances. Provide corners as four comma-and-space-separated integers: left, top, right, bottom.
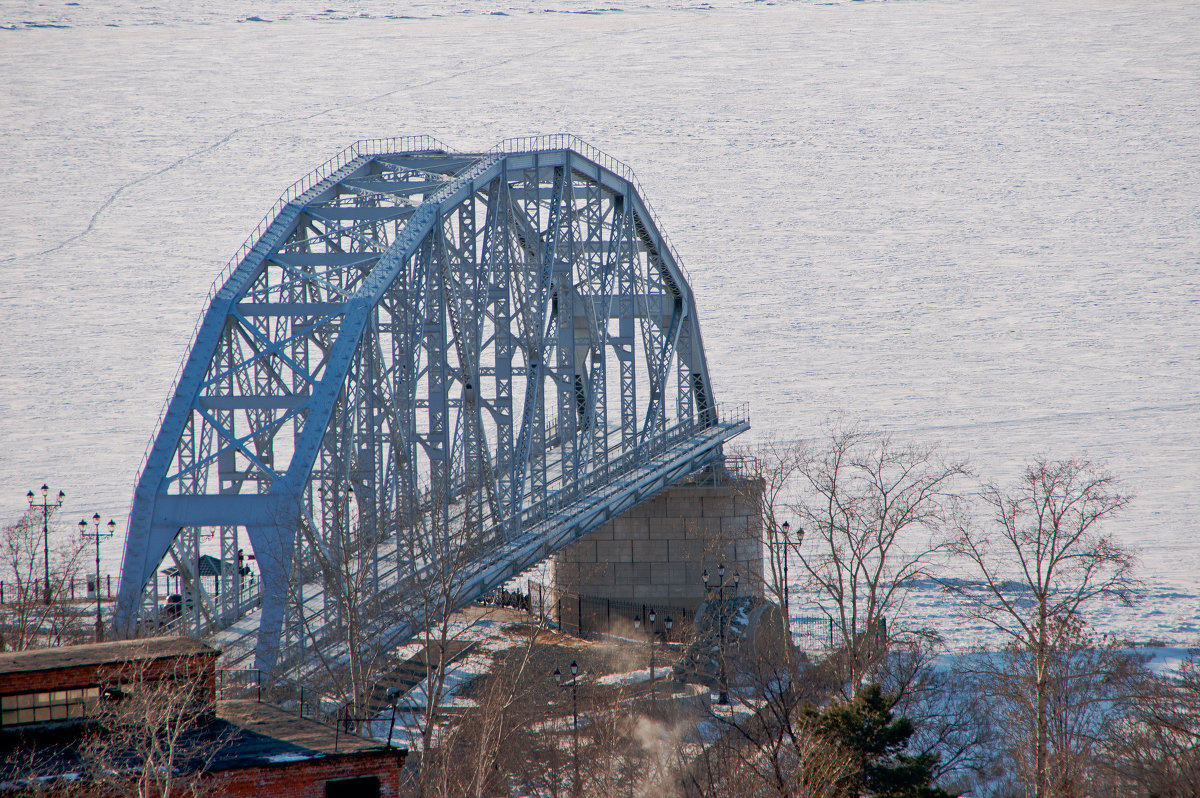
553, 479, 763, 612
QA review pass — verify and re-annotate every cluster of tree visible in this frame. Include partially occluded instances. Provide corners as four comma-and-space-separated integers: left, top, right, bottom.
732, 424, 1198, 797
0, 509, 90, 651
388, 610, 952, 797
10, 422, 1200, 798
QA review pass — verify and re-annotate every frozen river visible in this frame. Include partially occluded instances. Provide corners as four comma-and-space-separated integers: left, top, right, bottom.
1, 0, 1197, 646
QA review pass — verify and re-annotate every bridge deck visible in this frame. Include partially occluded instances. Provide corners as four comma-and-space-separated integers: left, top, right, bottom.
211, 410, 746, 674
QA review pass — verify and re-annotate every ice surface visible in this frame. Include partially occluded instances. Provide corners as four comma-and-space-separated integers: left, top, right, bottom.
1, 0, 1196, 647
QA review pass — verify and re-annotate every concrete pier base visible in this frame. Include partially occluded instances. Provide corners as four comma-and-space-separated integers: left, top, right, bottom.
552, 475, 763, 614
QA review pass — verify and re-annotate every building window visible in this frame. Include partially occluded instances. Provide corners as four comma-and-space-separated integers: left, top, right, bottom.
325, 776, 380, 798
0, 686, 100, 727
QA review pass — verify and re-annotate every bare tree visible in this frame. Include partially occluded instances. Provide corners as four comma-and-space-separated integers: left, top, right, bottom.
880, 641, 995, 793
289, 483, 402, 716
284, 479, 496, 722
76, 653, 231, 798
415, 619, 554, 798
407, 626, 692, 798
948, 458, 1136, 798
1092, 647, 1200, 797
791, 424, 968, 696
734, 440, 806, 631
0, 510, 88, 651
724, 432, 983, 792
680, 711, 855, 798
389, 514, 515, 796
964, 623, 1145, 798
278, 471, 544, 798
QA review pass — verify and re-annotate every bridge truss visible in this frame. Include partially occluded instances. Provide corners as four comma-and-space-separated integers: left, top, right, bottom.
114, 136, 748, 675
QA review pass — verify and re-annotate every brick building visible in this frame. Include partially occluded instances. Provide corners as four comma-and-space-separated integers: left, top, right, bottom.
0, 638, 406, 797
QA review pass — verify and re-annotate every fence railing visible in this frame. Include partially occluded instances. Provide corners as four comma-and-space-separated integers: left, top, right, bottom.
791, 614, 837, 654
519, 580, 692, 643
0, 574, 115, 606
217, 666, 366, 747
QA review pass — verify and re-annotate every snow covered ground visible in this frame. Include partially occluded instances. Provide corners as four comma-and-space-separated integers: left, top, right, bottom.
1, 0, 1196, 648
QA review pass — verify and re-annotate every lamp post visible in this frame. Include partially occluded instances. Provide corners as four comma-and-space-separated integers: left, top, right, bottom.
704, 563, 730, 704
385, 687, 401, 748
633, 614, 643, 679
27, 485, 64, 605
663, 615, 673, 688
78, 514, 115, 642
318, 483, 355, 529
555, 661, 582, 797
781, 521, 791, 621
718, 564, 728, 704
648, 608, 657, 685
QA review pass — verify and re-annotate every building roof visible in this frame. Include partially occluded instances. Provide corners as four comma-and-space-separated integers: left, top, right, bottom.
212, 700, 402, 765
162, 554, 236, 578
0, 637, 218, 678
0, 699, 403, 785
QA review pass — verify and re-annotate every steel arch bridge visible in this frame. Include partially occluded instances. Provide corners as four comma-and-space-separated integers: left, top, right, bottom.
114, 135, 748, 675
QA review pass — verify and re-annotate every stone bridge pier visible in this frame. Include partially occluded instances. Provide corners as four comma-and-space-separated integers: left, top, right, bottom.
552, 471, 764, 616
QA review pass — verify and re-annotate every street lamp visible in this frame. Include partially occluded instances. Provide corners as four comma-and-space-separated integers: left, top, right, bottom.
663, 615, 673, 686
385, 687, 401, 748
719, 564, 729, 703
705, 563, 730, 704
648, 608, 657, 684
633, 613, 643, 676
318, 483, 355, 522
780, 521, 791, 620
78, 514, 116, 642
28, 485, 64, 605
555, 661, 582, 797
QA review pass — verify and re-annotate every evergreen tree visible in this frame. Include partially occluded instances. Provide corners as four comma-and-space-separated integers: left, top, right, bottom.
809, 683, 951, 798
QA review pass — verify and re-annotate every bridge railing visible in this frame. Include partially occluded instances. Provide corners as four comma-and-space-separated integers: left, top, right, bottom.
504, 402, 747, 542
353, 135, 454, 158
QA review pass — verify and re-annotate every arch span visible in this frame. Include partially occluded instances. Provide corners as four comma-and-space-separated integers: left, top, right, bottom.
114, 136, 748, 673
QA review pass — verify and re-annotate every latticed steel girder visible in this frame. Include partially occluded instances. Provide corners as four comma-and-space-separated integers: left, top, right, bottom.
113, 135, 748, 674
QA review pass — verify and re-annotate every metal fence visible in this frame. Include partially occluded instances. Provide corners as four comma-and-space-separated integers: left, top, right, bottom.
217, 667, 364, 746
788, 615, 890, 655
791, 614, 837, 654
562, 593, 693, 643
517, 580, 691, 643
518, 580, 850, 657
0, 574, 114, 605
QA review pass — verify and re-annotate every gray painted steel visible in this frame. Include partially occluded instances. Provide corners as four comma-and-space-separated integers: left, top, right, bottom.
113, 136, 747, 675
